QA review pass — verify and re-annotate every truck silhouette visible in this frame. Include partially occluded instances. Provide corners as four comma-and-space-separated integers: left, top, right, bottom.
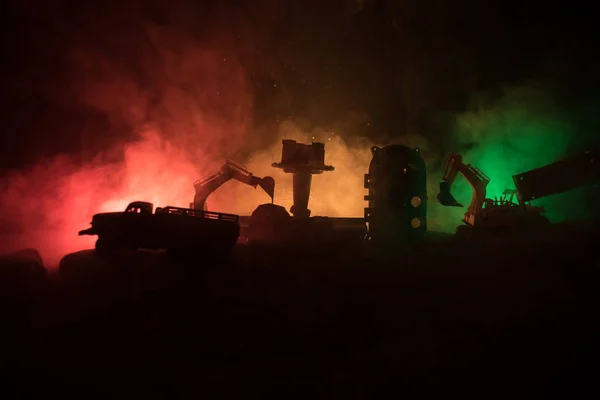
79, 201, 240, 259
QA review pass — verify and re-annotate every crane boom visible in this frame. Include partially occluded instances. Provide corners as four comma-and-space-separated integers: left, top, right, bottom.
192, 160, 275, 211
437, 153, 491, 226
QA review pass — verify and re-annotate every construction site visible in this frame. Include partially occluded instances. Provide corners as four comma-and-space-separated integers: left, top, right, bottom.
1, 1, 599, 398
2, 137, 599, 397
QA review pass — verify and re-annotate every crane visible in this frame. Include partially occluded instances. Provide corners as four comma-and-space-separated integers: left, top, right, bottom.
192, 159, 275, 211
437, 153, 548, 239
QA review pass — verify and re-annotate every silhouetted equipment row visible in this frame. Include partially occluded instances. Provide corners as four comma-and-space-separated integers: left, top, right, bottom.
73, 136, 600, 259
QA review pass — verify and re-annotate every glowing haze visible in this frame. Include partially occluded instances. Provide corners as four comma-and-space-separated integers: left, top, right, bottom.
0, 18, 259, 268
0, 83, 578, 269
0, 4, 584, 269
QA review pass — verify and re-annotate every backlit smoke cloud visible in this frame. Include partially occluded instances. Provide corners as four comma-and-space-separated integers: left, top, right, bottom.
446, 85, 579, 225
0, 5, 263, 268
210, 119, 439, 222
0, 132, 206, 268
0, 0, 587, 269
211, 85, 583, 235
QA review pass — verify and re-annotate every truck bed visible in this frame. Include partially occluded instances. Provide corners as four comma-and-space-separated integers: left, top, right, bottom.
156, 206, 239, 223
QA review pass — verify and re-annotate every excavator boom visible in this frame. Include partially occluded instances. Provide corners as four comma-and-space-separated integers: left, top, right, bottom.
437, 153, 491, 226
193, 159, 275, 211
437, 153, 490, 208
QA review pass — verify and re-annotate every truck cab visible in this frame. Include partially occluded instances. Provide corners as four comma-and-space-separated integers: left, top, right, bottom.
125, 201, 154, 214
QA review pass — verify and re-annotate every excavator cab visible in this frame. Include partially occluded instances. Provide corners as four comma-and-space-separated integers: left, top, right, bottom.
437, 182, 463, 207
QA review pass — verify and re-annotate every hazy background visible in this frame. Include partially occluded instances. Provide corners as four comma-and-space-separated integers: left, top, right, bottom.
0, 0, 598, 266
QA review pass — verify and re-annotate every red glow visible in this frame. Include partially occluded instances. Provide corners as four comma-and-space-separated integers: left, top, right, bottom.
0, 124, 443, 270
0, 41, 256, 269
0, 128, 374, 270
0, 131, 233, 269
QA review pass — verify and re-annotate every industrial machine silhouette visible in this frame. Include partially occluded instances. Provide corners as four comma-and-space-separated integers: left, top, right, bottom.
241, 139, 363, 246
271, 139, 334, 218
437, 153, 549, 240
247, 139, 339, 245
364, 145, 427, 244
191, 159, 275, 211
79, 201, 240, 258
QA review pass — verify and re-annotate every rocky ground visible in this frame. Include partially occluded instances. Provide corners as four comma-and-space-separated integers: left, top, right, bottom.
1, 225, 599, 398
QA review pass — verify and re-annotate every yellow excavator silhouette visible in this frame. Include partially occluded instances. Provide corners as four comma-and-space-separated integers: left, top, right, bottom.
437, 153, 549, 239
191, 159, 275, 211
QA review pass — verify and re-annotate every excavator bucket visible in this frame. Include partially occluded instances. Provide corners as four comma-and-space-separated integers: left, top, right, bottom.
258, 176, 276, 203
437, 182, 463, 207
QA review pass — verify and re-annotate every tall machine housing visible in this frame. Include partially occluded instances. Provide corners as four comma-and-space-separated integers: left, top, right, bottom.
364, 145, 427, 243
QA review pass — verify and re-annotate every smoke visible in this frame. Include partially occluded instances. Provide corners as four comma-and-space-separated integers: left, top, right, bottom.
212, 84, 589, 236
0, 0, 592, 269
432, 84, 583, 231
0, 80, 589, 270
69, 23, 255, 158
209, 121, 378, 217
210, 118, 437, 220
0, 4, 267, 269
0, 130, 246, 269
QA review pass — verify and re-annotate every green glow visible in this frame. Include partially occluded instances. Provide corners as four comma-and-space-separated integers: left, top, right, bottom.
427, 86, 586, 232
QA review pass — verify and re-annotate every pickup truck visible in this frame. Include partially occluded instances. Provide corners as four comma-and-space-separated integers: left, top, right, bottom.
79, 201, 240, 259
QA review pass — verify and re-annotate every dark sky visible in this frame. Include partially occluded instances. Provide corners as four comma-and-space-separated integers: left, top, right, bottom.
0, 0, 597, 168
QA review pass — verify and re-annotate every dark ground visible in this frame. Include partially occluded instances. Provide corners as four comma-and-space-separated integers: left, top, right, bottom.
1, 224, 600, 398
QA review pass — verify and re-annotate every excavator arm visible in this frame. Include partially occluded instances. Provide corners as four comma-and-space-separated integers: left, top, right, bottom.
437, 153, 491, 225
192, 159, 275, 211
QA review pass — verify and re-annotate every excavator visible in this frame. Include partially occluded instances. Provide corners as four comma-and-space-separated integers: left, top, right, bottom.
191, 159, 276, 211
437, 153, 549, 240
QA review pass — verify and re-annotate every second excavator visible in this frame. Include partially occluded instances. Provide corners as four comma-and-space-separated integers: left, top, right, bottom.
191, 159, 276, 211
437, 153, 549, 240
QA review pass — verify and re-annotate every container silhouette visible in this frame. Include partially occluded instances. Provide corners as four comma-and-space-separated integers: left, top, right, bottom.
364, 145, 427, 244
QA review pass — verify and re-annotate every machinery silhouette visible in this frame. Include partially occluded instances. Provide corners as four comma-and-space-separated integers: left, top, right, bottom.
437, 147, 600, 241
76, 137, 600, 257
79, 201, 240, 258
191, 159, 275, 211
271, 139, 334, 218
437, 153, 549, 240
512, 147, 600, 204
248, 140, 343, 245
364, 145, 427, 244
